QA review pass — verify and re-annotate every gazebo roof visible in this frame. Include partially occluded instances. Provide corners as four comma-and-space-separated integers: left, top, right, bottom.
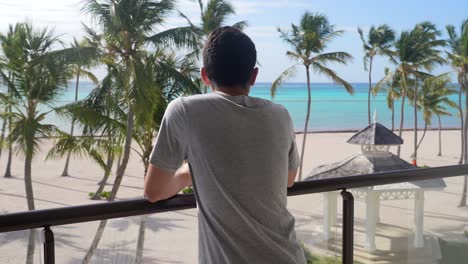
347, 122, 404, 146
305, 153, 446, 190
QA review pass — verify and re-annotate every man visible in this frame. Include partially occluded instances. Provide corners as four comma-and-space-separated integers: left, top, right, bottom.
144, 26, 306, 264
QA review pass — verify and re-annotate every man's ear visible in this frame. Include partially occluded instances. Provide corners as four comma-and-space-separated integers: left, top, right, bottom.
201, 67, 211, 86
249, 67, 259, 86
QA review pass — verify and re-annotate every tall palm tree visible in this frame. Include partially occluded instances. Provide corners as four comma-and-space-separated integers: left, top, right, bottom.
132, 51, 201, 263
0, 22, 95, 264
446, 19, 468, 206
61, 38, 99, 176
82, 0, 198, 203
447, 21, 468, 163
377, 22, 445, 160
0, 23, 27, 178
80, 1, 200, 260
271, 12, 353, 180
358, 25, 395, 124
412, 75, 457, 156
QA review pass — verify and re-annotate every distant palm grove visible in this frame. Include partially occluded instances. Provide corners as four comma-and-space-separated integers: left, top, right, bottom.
0, 0, 467, 263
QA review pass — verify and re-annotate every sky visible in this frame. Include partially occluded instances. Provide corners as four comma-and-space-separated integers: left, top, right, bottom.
0, 0, 467, 83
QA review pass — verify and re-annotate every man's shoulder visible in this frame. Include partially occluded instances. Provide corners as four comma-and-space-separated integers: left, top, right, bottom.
178, 93, 219, 105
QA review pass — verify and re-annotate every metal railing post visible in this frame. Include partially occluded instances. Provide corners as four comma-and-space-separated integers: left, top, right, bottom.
341, 189, 354, 264
43, 226, 55, 264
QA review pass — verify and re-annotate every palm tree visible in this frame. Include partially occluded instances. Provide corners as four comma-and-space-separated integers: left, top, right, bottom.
446, 19, 468, 206
447, 22, 468, 162
377, 22, 445, 160
82, 0, 198, 204
0, 23, 27, 178
51, 66, 126, 199
372, 68, 403, 132
271, 12, 353, 180
358, 25, 395, 124
0, 22, 95, 264
196, 0, 247, 33
61, 38, 99, 176
80, 1, 200, 261
412, 75, 457, 156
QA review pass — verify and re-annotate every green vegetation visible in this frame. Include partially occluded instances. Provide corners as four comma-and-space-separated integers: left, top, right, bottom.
182, 187, 194, 194
88, 191, 111, 200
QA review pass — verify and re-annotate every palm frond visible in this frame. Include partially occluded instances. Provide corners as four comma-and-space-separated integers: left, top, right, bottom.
147, 26, 201, 49
271, 64, 298, 99
232, 21, 248, 31
312, 62, 354, 94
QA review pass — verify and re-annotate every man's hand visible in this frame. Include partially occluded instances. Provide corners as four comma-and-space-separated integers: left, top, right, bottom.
287, 169, 298, 188
144, 163, 192, 203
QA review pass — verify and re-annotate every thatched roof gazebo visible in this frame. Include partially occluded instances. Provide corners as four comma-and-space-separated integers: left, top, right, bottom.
305, 122, 446, 251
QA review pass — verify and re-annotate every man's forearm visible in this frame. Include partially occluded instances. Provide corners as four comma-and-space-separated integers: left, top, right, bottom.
144, 163, 192, 202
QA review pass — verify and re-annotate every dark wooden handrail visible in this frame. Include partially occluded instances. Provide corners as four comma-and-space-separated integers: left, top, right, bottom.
1, 164, 467, 233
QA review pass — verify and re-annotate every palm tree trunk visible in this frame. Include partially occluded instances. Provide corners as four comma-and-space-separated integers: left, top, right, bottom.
397, 92, 406, 157
135, 215, 148, 264
412, 122, 427, 158
460, 176, 468, 207
367, 57, 373, 124
0, 108, 7, 161
391, 102, 395, 132
24, 155, 35, 210
116, 154, 122, 173
62, 72, 81, 176
413, 80, 418, 165
109, 108, 134, 201
91, 152, 114, 200
4, 86, 13, 178
135, 163, 151, 263
458, 77, 465, 164
26, 229, 36, 264
24, 153, 36, 264
460, 75, 468, 207
81, 219, 108, 264
4, 143, 12, 178
298, 65, 311, 181
437, 115, 442, 156
82, 109, 134, 263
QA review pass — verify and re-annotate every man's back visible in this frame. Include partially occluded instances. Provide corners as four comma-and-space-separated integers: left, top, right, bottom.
151, 92, 305, 263
146, 26, 306, 264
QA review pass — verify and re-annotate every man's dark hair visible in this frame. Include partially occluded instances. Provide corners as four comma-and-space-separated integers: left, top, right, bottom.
203, 26, 257, 88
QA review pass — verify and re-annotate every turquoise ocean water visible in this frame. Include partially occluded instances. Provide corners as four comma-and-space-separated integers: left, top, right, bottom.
0, 82, 463, 132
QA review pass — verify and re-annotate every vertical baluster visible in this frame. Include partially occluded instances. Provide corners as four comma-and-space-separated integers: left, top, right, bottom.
43, 226, 55, 264
341, 190, 354, 264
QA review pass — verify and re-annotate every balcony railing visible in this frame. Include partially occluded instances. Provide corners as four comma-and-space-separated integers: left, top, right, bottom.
1, 164, 468, 264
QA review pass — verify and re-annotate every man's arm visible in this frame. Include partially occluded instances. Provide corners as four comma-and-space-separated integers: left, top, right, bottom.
288, 169, 298, 188
144, 163, 192, 203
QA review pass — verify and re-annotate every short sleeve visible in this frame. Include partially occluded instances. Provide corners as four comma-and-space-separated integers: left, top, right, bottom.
286, 110, 300, 170
149, 98, 187, 172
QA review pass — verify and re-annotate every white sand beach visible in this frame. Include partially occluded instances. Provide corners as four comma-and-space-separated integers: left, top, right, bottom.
1, 130, 467, 263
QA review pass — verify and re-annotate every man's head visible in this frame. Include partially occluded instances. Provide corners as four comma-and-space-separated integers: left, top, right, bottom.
202, 26, 258, 91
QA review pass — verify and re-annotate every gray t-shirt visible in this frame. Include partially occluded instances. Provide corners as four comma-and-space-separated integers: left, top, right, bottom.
150, 92, 306, 264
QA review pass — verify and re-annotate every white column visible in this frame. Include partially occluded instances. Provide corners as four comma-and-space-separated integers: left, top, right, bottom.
414, 190, 425, 248
365, 191, 377, 252
323, 192, 337, 240
375, 192, 381, 223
